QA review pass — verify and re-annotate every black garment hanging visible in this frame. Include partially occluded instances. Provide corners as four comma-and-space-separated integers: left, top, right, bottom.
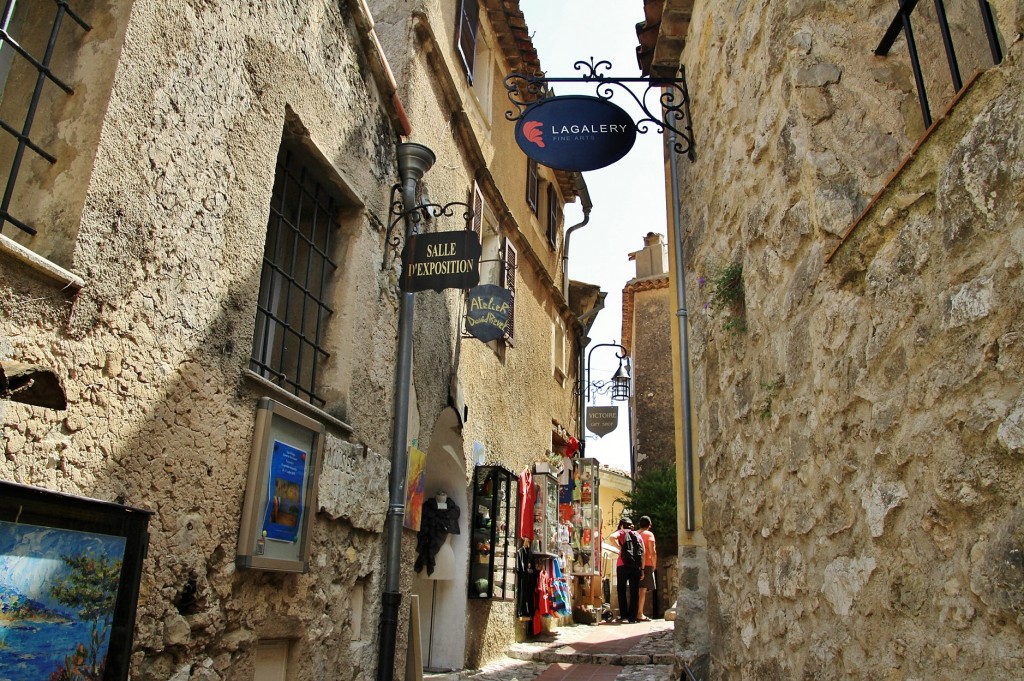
414, 498, 461, 575
515, 544, 537, 619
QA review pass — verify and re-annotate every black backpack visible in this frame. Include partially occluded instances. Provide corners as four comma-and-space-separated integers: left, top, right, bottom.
620, 529, 645, 569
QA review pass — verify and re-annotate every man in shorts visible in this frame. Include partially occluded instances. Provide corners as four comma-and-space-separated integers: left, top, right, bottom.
636, 515, 657, 621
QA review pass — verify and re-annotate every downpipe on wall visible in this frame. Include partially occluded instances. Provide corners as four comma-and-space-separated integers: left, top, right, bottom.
377, 142, 436, 681
667, 127, 695, 532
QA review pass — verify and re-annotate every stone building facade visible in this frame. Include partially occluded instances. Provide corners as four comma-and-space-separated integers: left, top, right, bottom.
1, 0, 591, 679
640, 0, 1024, 678
623, 232, 675, 478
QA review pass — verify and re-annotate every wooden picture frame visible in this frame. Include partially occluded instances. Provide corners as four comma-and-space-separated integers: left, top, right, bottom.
0, 481, 151, 681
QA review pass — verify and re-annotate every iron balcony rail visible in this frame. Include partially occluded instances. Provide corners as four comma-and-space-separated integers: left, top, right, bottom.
875, 0, 1003, 129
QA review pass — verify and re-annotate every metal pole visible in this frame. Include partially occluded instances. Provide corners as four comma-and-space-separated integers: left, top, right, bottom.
667, 125, 695, 533
377, 142, 435, 681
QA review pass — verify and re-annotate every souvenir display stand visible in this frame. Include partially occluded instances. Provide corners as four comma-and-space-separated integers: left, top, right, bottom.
532, 470, 559, 558
568, 457, 601, 576
468, 465, 518, 600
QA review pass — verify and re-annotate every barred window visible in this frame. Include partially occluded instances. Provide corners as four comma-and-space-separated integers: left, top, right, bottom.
250, 144, 341, 408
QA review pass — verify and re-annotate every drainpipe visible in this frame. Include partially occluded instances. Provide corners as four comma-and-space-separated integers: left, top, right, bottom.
574, 294, 605, 456
667, 127, 695, 533
562, 176, 594, 295
377, 142, 435, 681
563, 176, 594, 449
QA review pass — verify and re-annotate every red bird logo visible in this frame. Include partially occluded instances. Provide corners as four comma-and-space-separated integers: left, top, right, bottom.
524, 120, 545, 148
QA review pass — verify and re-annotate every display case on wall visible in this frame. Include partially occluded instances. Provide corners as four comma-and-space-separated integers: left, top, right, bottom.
532, 469, 559, 558
569, 457, 601, 575
468, 465, 518, 600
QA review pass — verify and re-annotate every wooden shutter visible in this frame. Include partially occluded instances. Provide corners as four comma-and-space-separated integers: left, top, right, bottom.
526, 158, 538, 214
503, 239, 517, 341
455, 0, 480, 83
469, 181, 483, 235
547, 184, 558, 248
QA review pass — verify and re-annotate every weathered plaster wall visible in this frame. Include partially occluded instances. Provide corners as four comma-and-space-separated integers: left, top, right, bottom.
628, 279, 675, 477
369, 0, 585, 669
2, 1, 408, 679
674, 1, 1024, 678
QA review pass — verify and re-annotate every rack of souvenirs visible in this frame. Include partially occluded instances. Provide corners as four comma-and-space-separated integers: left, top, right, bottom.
507, 438, 606, 636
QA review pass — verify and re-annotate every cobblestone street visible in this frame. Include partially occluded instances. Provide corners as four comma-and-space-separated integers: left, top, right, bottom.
425, 619, 679, 681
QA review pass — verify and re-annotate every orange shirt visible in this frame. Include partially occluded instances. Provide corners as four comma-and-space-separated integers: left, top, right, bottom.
639, 529, 656, 568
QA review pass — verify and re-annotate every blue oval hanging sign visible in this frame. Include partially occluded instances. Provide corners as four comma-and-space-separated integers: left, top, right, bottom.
515, 95, 637, 171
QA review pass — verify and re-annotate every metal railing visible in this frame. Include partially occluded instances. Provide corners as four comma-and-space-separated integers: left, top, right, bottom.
875, 0, 1003, 128
0, 0, 90, 237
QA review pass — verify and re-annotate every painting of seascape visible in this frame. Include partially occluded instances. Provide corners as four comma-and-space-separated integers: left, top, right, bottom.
0, 520, 126, 681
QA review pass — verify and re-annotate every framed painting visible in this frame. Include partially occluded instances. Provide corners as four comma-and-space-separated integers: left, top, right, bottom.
0, 481, 151, 681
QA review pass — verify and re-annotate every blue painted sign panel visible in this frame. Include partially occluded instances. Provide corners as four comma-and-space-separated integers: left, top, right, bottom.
514, 95, 637, 171
465, 284, 512, 343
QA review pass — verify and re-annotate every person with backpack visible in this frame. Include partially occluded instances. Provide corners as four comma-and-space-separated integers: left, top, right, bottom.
611, 517, 644, 622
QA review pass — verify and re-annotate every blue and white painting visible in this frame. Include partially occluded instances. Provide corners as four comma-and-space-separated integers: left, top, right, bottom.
0, 520, 126, 681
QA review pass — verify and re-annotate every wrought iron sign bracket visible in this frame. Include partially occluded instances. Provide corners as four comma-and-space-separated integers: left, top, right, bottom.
381, 182, 475, 271
504, 58, 696, 161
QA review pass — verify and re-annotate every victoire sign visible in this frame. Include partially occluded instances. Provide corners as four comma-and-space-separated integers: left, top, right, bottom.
400, 230, 481, 293
586, 406, 618, 438
514, 95, 637, 172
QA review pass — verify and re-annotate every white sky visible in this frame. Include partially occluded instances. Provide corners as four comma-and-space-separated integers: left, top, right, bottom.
517, 0, 668, 474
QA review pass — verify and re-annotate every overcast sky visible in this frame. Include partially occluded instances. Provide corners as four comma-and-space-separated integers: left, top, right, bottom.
517, 0, 669, 474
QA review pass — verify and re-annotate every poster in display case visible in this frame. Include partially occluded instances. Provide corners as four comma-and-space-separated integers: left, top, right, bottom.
236, 398, 325, 573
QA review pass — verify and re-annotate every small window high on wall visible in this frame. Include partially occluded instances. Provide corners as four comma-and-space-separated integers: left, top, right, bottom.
455, 0, 480, 83
546, 183, 558, 249
0, 0, 131, 268
526, 158, 539, 215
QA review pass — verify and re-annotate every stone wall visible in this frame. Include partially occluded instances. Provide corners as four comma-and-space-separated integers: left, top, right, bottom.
673, 1, 1024, 678
1, 1, 408, 679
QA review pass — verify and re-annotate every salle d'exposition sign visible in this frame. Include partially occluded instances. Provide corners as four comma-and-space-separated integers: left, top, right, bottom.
465, 285, 512, 343
401, 230, 481, 293
586, 406, 619, 437
514, 95, 637, 172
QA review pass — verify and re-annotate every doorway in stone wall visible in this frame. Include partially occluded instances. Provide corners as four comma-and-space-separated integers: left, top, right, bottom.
411, 407, 469, 672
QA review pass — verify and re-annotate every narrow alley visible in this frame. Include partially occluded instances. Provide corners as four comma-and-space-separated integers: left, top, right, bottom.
426, 619, 679, 681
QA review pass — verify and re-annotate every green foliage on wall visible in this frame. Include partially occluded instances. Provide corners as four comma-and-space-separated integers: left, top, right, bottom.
703, 261, 747, 334
619, 464, 678, 555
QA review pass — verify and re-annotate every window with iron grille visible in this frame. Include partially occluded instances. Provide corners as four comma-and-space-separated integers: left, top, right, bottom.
0, 0, 90, 241
250, 144, 342, 409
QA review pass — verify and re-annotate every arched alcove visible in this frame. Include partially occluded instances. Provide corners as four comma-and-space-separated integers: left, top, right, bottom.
411, 407, 468, 672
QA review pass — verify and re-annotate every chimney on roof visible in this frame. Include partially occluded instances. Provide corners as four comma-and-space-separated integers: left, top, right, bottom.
628, 232, 668, 278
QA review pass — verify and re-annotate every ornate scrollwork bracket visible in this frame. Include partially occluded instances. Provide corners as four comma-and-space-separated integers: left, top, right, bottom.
504, 58, 696, 161
381, 184, 476, 271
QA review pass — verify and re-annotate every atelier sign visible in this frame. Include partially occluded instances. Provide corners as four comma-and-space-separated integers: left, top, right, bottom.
586, 406, 618, 438
401, 230, 481, 293
465, 284, 512, 343
514, 95, 637, 172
